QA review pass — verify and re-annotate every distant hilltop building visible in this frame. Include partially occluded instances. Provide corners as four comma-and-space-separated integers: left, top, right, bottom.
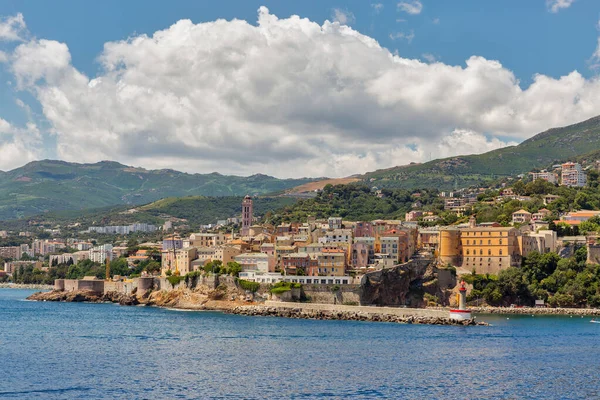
241, 195, 253, 236
85, 223, 157, 235
561, 162, 586, 187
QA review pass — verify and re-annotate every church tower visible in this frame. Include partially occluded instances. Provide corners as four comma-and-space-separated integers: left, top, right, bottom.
241, 195, 253, 236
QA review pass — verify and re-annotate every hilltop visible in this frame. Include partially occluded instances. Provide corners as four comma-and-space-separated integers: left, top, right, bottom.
361, 115, 600, 190
0, 160, 313, 220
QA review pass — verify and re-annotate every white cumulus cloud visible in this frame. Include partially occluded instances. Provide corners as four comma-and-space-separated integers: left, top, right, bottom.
390, 30, 415, 43
547, 0, 576, 13
0, 13, 27, 41
398, 1, 423, 15
332, 8, 355, 25
0, 118, 41, 170
3, 7, 600, 178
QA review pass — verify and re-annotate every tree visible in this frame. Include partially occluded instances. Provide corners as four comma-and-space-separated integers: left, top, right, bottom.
110, 257, 129, 277
226, 261, 242, 277
587, 169, 599, 189
512, 180, 526, 195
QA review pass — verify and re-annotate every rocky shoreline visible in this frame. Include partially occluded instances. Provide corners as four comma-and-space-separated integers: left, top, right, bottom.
27, 289, 487, 326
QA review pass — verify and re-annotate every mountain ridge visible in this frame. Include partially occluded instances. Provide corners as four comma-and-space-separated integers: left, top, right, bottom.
360, 114, 600, 190
0, 160, 316, 221
1, 115, 600, 220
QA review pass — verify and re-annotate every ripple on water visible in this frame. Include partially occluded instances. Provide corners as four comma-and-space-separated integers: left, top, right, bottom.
1, 289, 600, 399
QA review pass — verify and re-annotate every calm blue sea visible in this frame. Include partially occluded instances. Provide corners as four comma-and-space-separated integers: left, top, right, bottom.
1, 289, 599, 399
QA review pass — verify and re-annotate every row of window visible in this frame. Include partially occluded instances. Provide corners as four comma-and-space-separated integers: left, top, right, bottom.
465, 239, 503, 245
464, 257, 505, 263
464, 231, 509, 236
464, 249, 503, 255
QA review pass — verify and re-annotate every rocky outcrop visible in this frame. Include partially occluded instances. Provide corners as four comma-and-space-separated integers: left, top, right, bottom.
27, 290, 139, 305
360, 258, 433, 307
228, 305, 487, 326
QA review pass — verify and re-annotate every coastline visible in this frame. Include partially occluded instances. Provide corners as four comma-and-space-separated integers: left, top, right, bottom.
26, 289, 487, 326
470, 306, 600, 316
0, 283, 54, 290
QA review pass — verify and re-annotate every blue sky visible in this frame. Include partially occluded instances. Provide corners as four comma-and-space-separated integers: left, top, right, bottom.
0, 0, 598, 176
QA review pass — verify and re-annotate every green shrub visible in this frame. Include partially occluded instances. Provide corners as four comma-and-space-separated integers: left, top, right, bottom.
167, 275, 184, 288
238, 279, 260, 293
184, 270, 202, 288
270, 286, 292, 295
270, 281, 301, 294
424, 292, 438, 305
331, 284, 341, 292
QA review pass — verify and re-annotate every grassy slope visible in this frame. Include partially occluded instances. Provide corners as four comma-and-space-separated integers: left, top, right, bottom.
363, 115, 600, 190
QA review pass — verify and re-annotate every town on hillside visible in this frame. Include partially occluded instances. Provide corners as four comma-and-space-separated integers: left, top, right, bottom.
3, 161, 600, 307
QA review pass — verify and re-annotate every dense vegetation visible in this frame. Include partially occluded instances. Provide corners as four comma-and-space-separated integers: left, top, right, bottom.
464, 248, 600, 308
9, 255, 162, 285
266, 184, 442, 223
0, 160, 314, 220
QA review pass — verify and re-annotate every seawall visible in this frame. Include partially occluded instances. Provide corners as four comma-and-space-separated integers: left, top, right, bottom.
471, 306, 600, 316
229, 301, 486, 326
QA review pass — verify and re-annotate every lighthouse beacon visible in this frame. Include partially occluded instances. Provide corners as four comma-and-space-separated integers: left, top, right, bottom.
449, 280, 472, 321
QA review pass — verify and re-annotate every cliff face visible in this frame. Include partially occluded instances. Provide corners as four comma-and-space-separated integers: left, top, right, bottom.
359, 258, 452, 307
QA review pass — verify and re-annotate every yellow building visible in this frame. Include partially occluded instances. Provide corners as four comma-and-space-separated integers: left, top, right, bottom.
439, 226, 522, 274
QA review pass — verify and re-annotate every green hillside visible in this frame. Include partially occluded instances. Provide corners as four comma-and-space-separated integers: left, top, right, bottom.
362, 115, 600, 190
0, 160, 314, 220
10, 196, 298, 233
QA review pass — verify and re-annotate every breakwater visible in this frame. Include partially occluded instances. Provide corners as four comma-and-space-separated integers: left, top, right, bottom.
471, 306, 600, 316
0, 283, 53, 290
28, 289, 487, 326
228, 304, 486, 325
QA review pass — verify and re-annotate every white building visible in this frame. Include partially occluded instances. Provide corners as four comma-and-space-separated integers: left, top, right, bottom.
234, 253, 272, 273
89, 244, 114, 263
531, 171, 558, 184
238, 271, 283, 284
319, 229, 352, 244
283, 275, 353, 285
561, 162, 586, 187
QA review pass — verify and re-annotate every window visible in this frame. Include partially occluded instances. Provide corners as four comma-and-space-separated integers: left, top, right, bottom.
480, 240, 483, 245
488, 240, 491, 245
466, 249, 470, 255
480, 250, 483, 255
499, 249, 503, 255
488, 250, 491, 255
499, 239, 503, 245
467, 240, 470, 245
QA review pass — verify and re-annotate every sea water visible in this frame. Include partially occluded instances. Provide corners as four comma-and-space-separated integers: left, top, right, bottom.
1, 289, 599, 399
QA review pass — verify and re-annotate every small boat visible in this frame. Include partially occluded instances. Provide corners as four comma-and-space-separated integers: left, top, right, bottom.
590, 319, 600, 324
